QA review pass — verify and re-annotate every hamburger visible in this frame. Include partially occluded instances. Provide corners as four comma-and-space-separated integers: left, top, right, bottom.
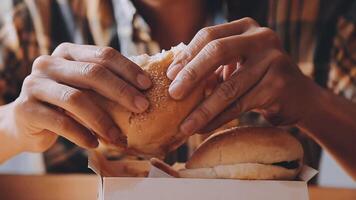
178, 127, 304, 180
100, 43, 205, 157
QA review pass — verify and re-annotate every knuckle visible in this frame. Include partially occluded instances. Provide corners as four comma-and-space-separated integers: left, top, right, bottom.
197, 27, 216, 42
21, 76, 41, 99
270, 53, 289, 73
22, 75, 36, 91
176, 51, 194, 66
14, 97, 32, 117
268, 54, 296, 92
270, 67, 288, 92
216, 80, 239, 101
115, 81, 130, 97
259, 27, 274, 35
32, 55, 51, 72
195, 106, 212, 122
180, 67, 197, 82
272, 72, 288, 92
259, 27, 280, 47
95, 47, 117, 63
81, 63, 107, 80
242, 17, 259, 27
53, 42, 71, 55
271, 52, 287, 66
272, 77, 286, 92
259, 27, 273, 34
56, 42, 71, 51
204, 40, 225, 59
60, 88, 85, 104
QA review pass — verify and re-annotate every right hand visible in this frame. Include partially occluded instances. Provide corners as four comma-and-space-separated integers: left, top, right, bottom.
6, 43, 152, 153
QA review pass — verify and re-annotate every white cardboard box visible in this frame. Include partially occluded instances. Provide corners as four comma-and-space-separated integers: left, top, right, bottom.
89, 152, 317, 200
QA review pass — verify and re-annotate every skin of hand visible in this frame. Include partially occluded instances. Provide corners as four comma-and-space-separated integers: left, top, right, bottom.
167, 18, 356, 179
167, 17, 319, 134
0, 43, 152, 157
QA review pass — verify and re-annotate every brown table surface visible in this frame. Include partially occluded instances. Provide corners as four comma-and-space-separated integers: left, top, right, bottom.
0, 174, 355, 200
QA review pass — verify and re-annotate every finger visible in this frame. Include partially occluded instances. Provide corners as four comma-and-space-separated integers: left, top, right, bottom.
169, 26, 280, 100
222, 63, 238, 80
29, 77, 127, 146
27, 102, 99, 149
167, 17, 259, 79
204, 73, 220, 97
200, 51, 286, 133
179, 53, 275, 135
52, 43, 152, 89
169, 34, 252, 100
199, 82, 266, 134
150, 158, 180, 178
32, 56, 149, 113
215, 65, 224, 76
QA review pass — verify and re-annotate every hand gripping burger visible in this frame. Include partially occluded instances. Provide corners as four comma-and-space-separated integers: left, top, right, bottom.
177, 127, 304, 180
98, 44, 205, 157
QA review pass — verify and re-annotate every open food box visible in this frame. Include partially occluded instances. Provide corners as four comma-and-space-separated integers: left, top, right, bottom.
88, 151, 318, 200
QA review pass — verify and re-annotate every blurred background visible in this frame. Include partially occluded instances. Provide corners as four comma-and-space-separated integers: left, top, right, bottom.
0, 0, 355, 189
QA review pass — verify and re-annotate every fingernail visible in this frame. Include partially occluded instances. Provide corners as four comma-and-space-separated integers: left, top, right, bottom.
180, 118, 196, 134
137, 74, 152, 89
167, 63, 182, 80
134, 96, 149, 111
168, 80, 183, 99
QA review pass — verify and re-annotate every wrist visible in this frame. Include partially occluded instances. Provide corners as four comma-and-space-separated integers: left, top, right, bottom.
295, 80, 356, 178
296, 82, 333, 137
0, 103, 25, 163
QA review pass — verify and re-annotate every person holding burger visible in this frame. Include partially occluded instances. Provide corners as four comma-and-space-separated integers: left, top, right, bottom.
165, 18, 356, 179
0, 0, 355, 181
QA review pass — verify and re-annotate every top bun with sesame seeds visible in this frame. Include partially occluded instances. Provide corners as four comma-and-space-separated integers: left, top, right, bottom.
104, 43, 206, 157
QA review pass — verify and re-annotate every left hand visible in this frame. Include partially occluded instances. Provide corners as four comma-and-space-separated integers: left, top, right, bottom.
166, 17, 322, 135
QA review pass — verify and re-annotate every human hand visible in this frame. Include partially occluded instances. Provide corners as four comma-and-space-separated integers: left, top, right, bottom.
6, 43, 152, 153
167, 18, 321, 135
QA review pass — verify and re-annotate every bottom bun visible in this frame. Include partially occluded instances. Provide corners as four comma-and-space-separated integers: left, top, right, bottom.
179, 163, 300, 180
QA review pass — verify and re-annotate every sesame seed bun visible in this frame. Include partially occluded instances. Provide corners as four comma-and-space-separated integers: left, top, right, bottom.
180, 127, 304, 180
106, 43, 205, 157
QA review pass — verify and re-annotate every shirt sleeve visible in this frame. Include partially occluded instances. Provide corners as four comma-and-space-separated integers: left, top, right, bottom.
0, 2, 40, 105
328, 2, 356, 102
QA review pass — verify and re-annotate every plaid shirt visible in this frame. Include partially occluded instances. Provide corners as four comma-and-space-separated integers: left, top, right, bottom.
0, 0, 355, 173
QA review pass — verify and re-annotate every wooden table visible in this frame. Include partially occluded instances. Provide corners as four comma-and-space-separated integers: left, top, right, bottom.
309, 186, 356, 200
0, 174, 98, 200
0, 174, 355, 200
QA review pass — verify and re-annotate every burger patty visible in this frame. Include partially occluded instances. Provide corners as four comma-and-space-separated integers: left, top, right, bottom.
271, 160, 299, 169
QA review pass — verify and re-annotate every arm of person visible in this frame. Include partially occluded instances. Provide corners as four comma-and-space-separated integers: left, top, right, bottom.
298, 12, 356, 178
0, 43, 152, 164
166, 18, 356, 179
0, 3, 152, 163
298, 86, 356, 178
0, 103, 23, 163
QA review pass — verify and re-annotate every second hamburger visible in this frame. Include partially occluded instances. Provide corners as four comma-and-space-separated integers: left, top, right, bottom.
179, 126, 304, 180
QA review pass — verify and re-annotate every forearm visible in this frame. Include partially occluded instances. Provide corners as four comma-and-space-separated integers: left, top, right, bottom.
0, 103, 22, 164
298, 85, 356, 179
